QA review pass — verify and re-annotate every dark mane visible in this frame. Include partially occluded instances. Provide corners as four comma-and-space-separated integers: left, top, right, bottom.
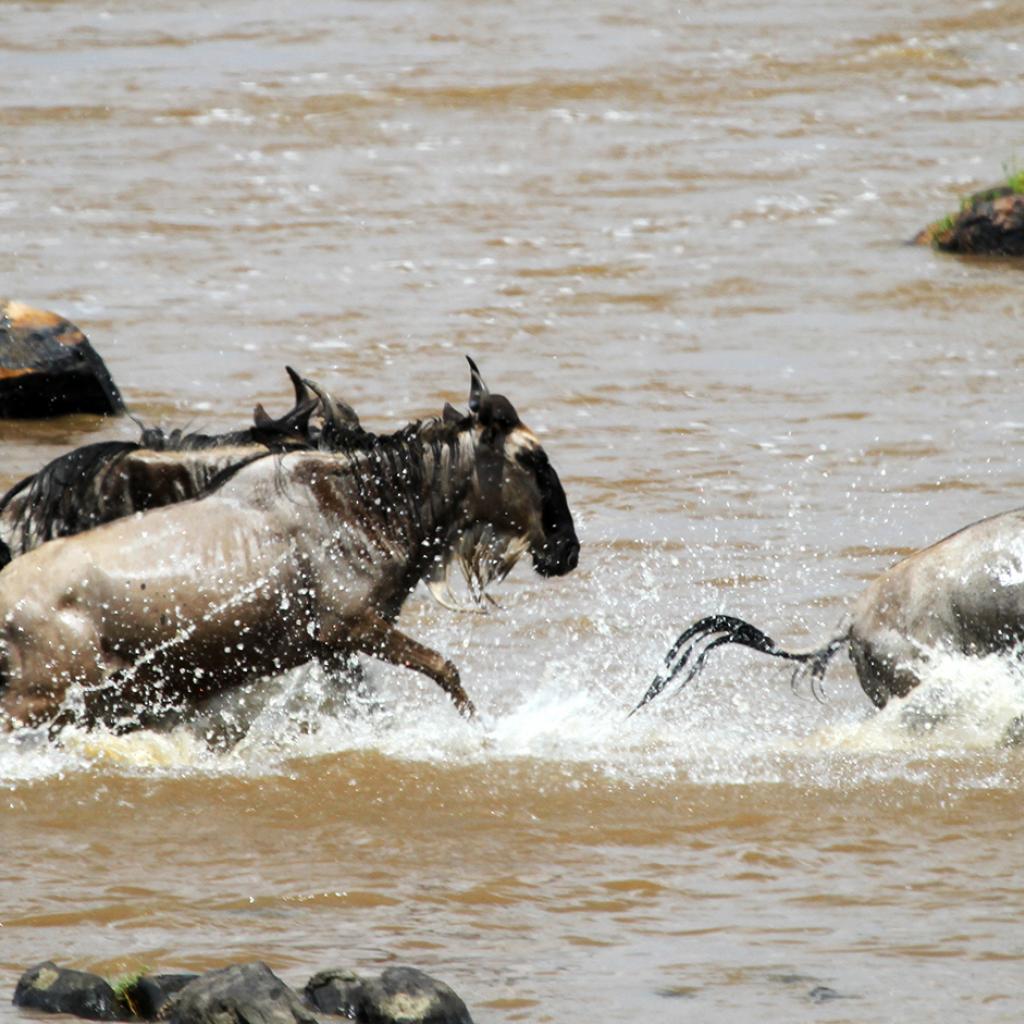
297, 416, 468, 571
139, 423, 309, 453
0, 440, 144, 567
0, 420, 320, 569
0, 414, 455, 573
311, 416, 464, 484
350, 417, 464, 486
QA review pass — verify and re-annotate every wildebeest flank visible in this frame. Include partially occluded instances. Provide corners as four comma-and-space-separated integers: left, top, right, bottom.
0, 360, 579, 730
632, 507, 1024, 714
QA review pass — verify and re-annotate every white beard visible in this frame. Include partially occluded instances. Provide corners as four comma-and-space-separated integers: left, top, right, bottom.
425, 523, 529, 613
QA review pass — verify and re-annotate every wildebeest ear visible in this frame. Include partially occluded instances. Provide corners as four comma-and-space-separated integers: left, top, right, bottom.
443, 402, 464, 424
253, 398, 318, 438
467, 356, 491, 419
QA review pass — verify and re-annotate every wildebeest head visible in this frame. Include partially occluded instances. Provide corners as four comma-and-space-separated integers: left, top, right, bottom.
454, 357, 579, 585
285, 366, 365, 449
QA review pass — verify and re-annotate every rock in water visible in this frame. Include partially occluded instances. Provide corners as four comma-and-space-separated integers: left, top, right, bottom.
914, 188, 1024, 257
304, 966, 474, 1024
166, 963, 318, 1024
119, 974, 199, 1020
11, 961, 474, 1024
0, 299, 124, 418
12, 961, 124, 1021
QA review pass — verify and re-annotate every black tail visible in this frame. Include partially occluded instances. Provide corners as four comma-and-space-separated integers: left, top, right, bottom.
629, 614, 849, 716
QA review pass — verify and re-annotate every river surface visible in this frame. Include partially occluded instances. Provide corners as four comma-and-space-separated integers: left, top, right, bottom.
2, 1, 1024, 1021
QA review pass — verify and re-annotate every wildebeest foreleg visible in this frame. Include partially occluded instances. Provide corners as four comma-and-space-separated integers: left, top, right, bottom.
333, 612, 476, 718
315, 647, 377, 711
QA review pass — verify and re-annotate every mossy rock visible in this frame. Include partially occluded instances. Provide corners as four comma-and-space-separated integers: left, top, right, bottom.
12, 961, 475, 1024
915, 180, 1024, 256
116, 974, 199, 1020
304, 966, 473, 1024
13, 961, 126, 1021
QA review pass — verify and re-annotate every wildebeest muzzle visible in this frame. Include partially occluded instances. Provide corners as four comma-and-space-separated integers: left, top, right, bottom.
532, 526, 580, 577
525, 452, 580, 577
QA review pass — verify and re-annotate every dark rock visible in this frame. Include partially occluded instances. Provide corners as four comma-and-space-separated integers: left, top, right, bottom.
914, 189, 1024, 256
0, 299, 124, 418
304, 966, 473, 1024
303, 969, 359, 1017
120, 974, 199, 1020
12, 961, 124, 1021
166, 963, 318, 1024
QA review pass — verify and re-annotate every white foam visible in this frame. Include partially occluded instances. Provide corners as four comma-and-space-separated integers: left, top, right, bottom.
2, 636, 1022, 789
816, 648, 1024, 753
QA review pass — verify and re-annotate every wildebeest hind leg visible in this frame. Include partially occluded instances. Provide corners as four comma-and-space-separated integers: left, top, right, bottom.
334, 612, 476, 718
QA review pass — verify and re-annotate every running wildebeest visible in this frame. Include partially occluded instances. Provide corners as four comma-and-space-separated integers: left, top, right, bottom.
632, 507, 1024, 715
0, 359, 579, 731
0, 366, 360, 569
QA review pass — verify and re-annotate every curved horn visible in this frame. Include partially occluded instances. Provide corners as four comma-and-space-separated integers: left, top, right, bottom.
285, 365, 315, 407
466, 356, 490, 417
302, 377, 361, 434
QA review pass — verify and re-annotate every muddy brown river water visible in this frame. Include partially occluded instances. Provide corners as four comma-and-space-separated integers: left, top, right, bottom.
2, 1, 1024, 1021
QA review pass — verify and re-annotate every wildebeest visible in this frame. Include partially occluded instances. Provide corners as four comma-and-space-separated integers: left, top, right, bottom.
632, 507, 1024, 715
0, 359, 579, 731
0, 366, 360, 569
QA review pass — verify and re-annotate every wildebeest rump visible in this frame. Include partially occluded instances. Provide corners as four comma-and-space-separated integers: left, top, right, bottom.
632, 507, 1024, 714
0, 367, 356, 569
0, 359, 579, 730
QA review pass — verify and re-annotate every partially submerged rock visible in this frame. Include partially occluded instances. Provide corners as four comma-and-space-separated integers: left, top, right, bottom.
304, 966, 474, 1024
118, 975, 198, 1020
0, 299, 124, 418
12, 961, 475, 1024
914, 179, 1024, 256
12, 962, 124, 1021
165, 964, 317, 1024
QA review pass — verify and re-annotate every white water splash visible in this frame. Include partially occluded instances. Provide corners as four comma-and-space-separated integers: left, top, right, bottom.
2, 637, 1022, 790
817, 648, 1024, 753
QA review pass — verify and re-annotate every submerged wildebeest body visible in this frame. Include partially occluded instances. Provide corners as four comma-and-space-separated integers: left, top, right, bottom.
633, 507, 1024, 714
0, 442, 270, 570
0, 361, 579, 730
0, 366, 360, 569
